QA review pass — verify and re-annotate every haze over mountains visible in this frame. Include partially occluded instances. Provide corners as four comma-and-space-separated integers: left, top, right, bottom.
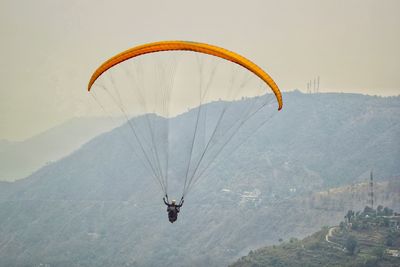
0, 118, 118, 181
0, 92, 399, 266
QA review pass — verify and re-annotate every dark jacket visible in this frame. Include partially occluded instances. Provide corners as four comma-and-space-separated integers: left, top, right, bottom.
163, 198, 183, 223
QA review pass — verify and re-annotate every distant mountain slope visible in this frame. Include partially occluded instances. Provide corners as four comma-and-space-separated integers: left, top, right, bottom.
0, 139, 13, 151
259, 92, 400, 186
0, 172, 398, 266
0, 92, 399, 266
0, 117, 118, 181
0, 140, 11, 145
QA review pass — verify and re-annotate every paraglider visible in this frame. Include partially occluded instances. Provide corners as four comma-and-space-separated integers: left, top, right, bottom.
163, 196, 184, 223
88, 40, 282, 223
88, 41, 282, 110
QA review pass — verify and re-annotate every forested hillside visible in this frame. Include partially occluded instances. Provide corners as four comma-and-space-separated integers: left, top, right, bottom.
0, 92, 399, 266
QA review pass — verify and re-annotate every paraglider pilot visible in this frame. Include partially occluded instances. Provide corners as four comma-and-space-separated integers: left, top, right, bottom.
163, 195, 184, 223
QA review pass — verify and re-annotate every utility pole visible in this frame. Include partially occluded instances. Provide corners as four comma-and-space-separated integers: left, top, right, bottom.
306, 77, 320, 94
369, 170, 374, 210
313, 78, 316, 93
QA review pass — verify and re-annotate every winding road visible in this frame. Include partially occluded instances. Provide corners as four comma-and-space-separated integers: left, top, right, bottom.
325, 226, 344, 250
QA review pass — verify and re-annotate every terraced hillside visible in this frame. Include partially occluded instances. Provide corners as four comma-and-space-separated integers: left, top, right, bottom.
231, 208, 400, 267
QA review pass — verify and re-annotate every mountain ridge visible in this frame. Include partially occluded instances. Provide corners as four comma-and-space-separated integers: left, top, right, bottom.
0, 92, 399, 266
0, 117, 119, 181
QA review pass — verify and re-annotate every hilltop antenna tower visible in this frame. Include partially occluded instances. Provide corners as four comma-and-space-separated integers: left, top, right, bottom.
306, 76, 320, 93
313, 78, 316, 93
368, 170, 374, 209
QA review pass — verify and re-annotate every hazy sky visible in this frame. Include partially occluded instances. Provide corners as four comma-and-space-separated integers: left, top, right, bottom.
1, 0, 399, 141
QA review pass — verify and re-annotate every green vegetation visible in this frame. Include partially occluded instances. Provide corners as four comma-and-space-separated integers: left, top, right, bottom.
231, 207, 400, 267
345, 235, 358, 255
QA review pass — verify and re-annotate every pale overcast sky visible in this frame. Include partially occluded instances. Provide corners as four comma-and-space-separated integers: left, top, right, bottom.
1, 0, 399, 141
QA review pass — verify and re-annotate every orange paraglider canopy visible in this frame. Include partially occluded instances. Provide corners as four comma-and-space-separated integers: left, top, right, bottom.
88, 41, 282, 110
